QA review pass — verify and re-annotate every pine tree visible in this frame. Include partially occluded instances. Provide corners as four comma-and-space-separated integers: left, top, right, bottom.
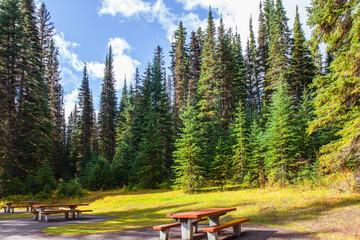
17, 0, 51, 176
188, 30, 202, 103
78, 64, 94, 161
197, 8, 218, 120
113, 85, 135, 187
0, 0, 24, 175
231, 32, 247, 114
215, 17, 235, 126
308, 0, 360, 175
173, 21, 189, 129
289, 6, 315, 106
47, 40, 66, 178
265, 80, 298, 186
116, 77, 128, 136
246, 117, 265, 187
265, 0, 291, 98
245, 16, 260, 114
173, 99, 204, 192
257, 1, 270, 107
231, 100, 248, 183
99, 46, 117, 162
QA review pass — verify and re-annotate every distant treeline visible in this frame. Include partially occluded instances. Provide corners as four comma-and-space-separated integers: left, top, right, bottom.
0, 0, 359, 196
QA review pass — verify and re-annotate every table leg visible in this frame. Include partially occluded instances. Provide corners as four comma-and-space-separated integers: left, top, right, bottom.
38, 207, 45, 221
70, 206, 76, 219
6, 204, 11, 213
180, 218, 197, 240
208, 215, 220, 226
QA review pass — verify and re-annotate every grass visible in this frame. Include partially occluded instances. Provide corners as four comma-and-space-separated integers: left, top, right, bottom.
1, 185, 360, 239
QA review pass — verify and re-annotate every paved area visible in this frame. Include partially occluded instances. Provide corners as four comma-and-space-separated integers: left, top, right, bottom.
0, 213, 317, 240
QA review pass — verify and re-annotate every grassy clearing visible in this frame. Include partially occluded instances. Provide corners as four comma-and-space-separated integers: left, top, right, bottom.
0, 187, 360, 239
3, 185, 357, 239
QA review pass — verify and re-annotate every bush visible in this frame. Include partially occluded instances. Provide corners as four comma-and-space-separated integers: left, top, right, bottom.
56, 180, 84, 198
24, 175, 39, 195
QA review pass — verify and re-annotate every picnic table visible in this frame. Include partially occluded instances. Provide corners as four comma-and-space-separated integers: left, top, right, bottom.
3, 201, 42, 213
167, 207, 236, 240
32, 203, 89, 221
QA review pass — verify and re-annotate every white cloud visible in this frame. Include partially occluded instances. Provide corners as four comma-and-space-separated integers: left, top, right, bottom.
64, 89, 79, 120
53, 32, 83, 72
108, 37, 141, 90
98, 0, 151, 17
176, 0, 312, 41
99, 0, 206, 42
87, 61, 105, 79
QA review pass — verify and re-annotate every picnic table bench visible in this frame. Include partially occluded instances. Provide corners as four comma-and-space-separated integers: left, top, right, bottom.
2, 201, 42, 213
31, 203, 91, 221
29, 209, 93, 221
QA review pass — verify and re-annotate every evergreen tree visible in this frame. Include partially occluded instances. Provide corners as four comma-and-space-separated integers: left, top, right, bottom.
0, 0, 24, 175
173, 100, 204, 192
173, 21, 189, 129
116, 77, 128, 136
197, 8, 218, 120
99, 46, 117, 162
231, 100, 249, 183
231, 32, 247, 114
17, 0, 51, 176
47, 40, 66, 178
188, 30, 202, 103
257, 1, 270, 107
245, 17, 260, 114
246, 117, 265, 187
265, 80, 298, 186
308, 0, 360, 175
113, 85, 134, 187
289, 6, 315, 106
265, 0, 291, 98
215, 17, 235, 125
78, 64, 94, 160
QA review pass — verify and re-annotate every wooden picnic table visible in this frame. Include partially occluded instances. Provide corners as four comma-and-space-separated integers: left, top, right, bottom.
32, 203, 89, 221
167, 207, 236, 240
4, 201, 42, 213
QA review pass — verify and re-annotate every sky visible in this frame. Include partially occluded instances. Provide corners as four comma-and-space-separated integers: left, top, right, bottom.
38, 0, 313, 120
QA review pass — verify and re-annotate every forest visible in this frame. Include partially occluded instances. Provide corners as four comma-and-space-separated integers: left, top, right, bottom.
0, 0, 359, 197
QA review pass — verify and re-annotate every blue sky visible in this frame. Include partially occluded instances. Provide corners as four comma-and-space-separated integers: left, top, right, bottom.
38, 0, 312, 119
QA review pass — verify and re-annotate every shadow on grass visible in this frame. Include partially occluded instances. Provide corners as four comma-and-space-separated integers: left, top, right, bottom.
43, 202, 198, 234
242, 195, 360, 226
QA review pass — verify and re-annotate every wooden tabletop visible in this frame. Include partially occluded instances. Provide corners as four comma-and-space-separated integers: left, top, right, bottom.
5, 201, 42, 204
167, 208, 236, 219
32, 203, 89, 208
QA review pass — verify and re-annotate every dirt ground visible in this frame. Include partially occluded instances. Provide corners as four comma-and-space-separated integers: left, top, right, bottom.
0, 213, 317, 240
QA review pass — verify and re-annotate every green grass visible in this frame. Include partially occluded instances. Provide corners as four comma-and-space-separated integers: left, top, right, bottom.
2, 186, 360, 239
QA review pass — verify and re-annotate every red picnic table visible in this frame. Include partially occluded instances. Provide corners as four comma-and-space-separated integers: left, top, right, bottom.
167, 207, 236, 240
32, 203, 89, 221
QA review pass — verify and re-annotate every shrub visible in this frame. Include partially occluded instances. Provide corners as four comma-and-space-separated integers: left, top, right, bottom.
56, 180, 84, 198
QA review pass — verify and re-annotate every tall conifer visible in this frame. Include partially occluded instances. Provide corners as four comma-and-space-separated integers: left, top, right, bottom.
99, 46, 117, 161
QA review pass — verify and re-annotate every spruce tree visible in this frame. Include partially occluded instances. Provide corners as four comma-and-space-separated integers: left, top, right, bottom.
265, 80, 298, 186
17, 0, 51, 176
78, 64, 94, 161
231, 100, 249, 183
197, 8, 218, 119
113, 86, 135, 187
99, 46, 117, 162
265, 0, 291, 98
308, 0, 360, 174
289, 6, 315, 106
173, 99, 204, 192
246, 117, 265, 187
0, 0, 24, 175
188, 30, 202, 103
173, 21, 189, 130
